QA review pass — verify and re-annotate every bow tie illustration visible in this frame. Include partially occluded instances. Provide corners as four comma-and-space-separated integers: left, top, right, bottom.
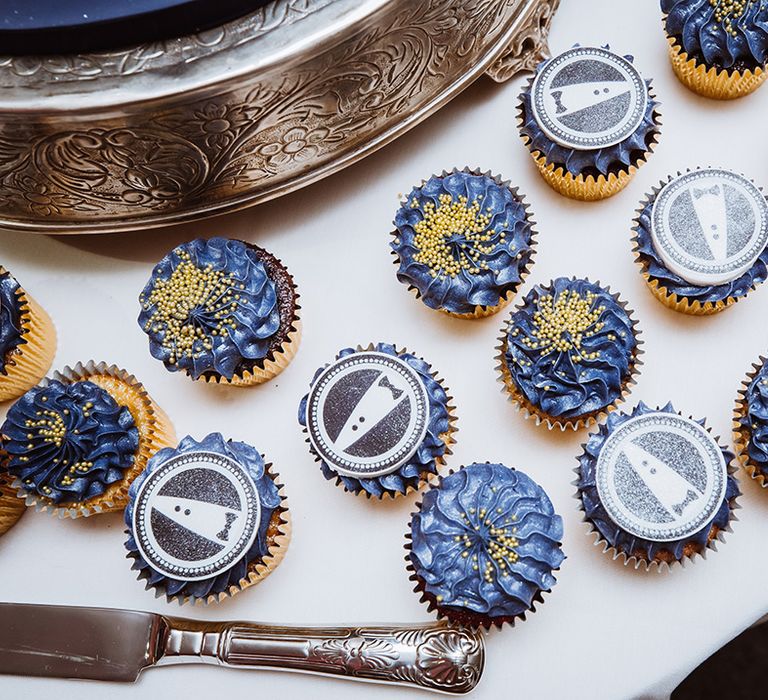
378, 375, 403, 400
693, 184, 720, 199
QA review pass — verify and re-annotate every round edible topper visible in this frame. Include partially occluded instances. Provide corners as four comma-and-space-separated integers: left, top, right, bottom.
595, 413, 727, 543
131, 451, 260, 582
530, 46, 648, 151
650, 169, 768, 286
306, 351, 430, 479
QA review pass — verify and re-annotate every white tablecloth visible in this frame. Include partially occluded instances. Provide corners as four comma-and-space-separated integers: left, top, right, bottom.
1, 1, 766, 698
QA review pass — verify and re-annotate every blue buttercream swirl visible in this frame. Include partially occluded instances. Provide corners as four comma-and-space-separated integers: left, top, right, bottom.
519, 50, 660, 177
138, 237, 281, 380
124, 433, 282, 601
409, 463, 564, 621
662, 0, 768, 69
2, 380, 139, 504
634, 179, 768, 304
741, 359, 768, 478
298, 343, 451, 498
577, 401, 738, 562
0, 269, 25, 376
392, 171, 535, 315
503, 278, 638, 420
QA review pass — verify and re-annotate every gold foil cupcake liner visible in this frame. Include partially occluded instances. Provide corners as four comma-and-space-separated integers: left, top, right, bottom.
0, 471, 25, 536
303, 343, 458, 501
667, 36, 767, 100
201, 254, 301, 387
517, 79, 662, 201
391, 167, 538, 319
574, 410, 739, 571
495, 280, 643, 431
733, 357, 768, 488
403, 467, 557, 630
16, 361, 176, 519
0, 282, 56, 403
631, 174, 759, 316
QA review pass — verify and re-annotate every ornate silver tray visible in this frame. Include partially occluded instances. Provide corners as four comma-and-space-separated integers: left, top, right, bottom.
0, 0, 558, 234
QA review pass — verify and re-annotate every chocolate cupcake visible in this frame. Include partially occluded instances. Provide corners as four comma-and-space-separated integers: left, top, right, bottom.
497, 277, 641, 430
1, 362, 175, 518
139, 237, 300, 386
299, 343, 456, 499
633, 167, 768, 314
576, 402, 739, 568
734, 355, 768, 486
407, 462, 564, 629
518, 46, 661, 200
125, 433, 290, 605
0, 267, 56, 403
391, 168, 536, 318
662, 0, 768, 99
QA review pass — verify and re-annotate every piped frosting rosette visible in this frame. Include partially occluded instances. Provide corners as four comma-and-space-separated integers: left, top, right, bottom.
406, 462, 564, 629
299, 343, 456, 499
734, 355, 768, 486
124, 433, 290, 605
576, 402, 739, 569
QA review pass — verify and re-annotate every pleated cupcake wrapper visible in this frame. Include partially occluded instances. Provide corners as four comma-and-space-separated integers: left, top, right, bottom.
130, 468, 292, 606
666, 35, 767, 100
631, 171, 764, 315
14, 361, 176, 519
0, 471, 25, 536
390, 167, 538, 319
517, 78, 662, 201
0, 283, 57, 403
733, 357, 768, 488
495, 278, 644, 432
199, 253, 301, 387
302, 343, 458, 501
403, 465, 559, 630
573, 405, 740, 571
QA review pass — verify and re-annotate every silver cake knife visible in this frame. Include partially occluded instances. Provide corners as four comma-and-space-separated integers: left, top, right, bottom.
0, 603, 484, 694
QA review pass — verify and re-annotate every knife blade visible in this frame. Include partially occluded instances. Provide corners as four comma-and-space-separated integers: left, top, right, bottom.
0, 603, 484, 694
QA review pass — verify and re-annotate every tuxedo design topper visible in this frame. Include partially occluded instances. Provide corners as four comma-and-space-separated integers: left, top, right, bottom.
306, 351, 430, 478
131, 451, 260, 581
595, 413, 727, 542
530, 46, 648, 151
651, 169, 768, 286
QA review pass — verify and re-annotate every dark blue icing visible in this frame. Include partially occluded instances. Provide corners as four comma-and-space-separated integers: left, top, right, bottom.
0, 270, 25, 376
577, 401, 738, 561
124, 433, 282, 600
409, 463, 564, 621
298, 343, 450, 498
138, 237, 280, 380
503, 278, 637, 420
741, 359, 768, 478
391, 171, 535, 315
634, 180, 768, 304
2, 380, 139, 504
662, 0, 768, 70
519, 50, 660, 177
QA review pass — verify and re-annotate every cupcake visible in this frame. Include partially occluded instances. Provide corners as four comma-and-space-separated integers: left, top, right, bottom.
406, 462, 564, 629
518, 45, 661, 201
298, 343, 456, 499
576, 402, 739, 568
0, 472, 25, 536
734, 355, 768, 486
633, 168, 768, 314
391, 168, 536, 318
0, 267, 56, 403
1, 362, 175, 518
125, 433, 290, 605
497, 277, 641, 431
662, 0, 768, 99
138, 237, 300, 386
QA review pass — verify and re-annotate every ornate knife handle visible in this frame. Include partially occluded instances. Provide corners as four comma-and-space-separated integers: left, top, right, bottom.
157, 618, 484, 694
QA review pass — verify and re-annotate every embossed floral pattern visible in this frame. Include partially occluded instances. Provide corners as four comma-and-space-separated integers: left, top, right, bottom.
258, 126, 330, 166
